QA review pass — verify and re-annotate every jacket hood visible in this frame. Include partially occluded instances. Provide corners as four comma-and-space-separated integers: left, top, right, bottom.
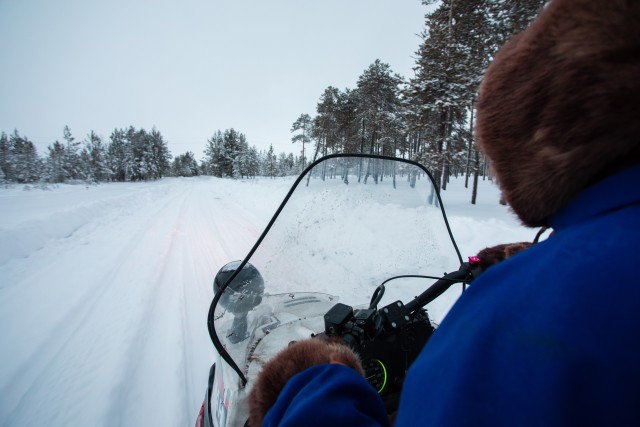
475, 0, 640, 227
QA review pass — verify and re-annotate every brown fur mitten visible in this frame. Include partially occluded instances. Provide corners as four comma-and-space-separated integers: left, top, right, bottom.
247, 338, 364, 427
476, 242, 532, 271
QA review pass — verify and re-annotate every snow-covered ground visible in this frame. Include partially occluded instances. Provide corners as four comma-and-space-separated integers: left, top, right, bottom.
0, 172, 533, 427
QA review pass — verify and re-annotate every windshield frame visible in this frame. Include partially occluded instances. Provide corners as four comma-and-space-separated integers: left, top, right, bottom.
207, 153, 463, 385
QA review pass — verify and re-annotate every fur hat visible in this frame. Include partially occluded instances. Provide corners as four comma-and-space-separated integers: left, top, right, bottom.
476, 0, 640, 227
247, 338, 364, 427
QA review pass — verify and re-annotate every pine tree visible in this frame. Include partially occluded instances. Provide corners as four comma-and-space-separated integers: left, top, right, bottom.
291, 114, 313, 169
355, 60, 403, 160
488, 0, 548, 47
148, 127, 172, 179
107, 128, 130, 182
203, 131, 223, 176
407, 2, 463, 192
84, 131, 111, 182
128, 127, 148, 181
62, 126, 84, 181
335, 89, 360, 153
45, 141, 67, 183
172, 152, 199, 177
276, 152, 287, 177
232, 134, 250, 178
9, 130, 40, 183
104, 126, 171, 182
0, 132, 10, 181
313, 87, 342, 158
406, 0, 533, 196
247, 146, 260, 178
202, 129, 251, 178
223, 129, 242, 177
265, 144, 277, 178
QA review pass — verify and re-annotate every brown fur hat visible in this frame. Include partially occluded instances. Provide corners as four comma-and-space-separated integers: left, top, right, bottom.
247, 338, 364, 427
476, 0, 640, 227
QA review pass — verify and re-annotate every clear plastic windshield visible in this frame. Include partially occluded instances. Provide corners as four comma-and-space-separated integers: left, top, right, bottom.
211, 155, 463, 378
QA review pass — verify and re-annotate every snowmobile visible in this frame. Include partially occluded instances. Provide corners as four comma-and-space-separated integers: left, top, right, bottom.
196, 154, 481, 427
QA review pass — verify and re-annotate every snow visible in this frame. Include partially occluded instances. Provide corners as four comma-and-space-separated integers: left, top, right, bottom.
0, 173, 532, 427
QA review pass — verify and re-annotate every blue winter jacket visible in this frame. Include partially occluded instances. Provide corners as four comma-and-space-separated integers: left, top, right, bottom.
264, 166, 640, 426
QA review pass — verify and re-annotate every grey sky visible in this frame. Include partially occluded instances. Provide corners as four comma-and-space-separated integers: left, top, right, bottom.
0, 0, 433, 159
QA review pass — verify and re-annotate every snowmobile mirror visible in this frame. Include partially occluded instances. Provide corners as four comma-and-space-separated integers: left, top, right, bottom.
213, 261, 265, 343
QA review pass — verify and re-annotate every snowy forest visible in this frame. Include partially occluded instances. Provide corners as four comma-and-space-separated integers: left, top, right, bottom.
0, 0, 546, 189
290, 0, 546, 201
0, 126, 296, 184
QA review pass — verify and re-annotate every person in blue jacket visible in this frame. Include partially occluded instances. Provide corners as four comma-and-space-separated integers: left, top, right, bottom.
248, 0, 640, 425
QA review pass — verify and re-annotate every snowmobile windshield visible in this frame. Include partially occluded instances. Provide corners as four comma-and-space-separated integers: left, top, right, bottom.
209, 154, 463, 383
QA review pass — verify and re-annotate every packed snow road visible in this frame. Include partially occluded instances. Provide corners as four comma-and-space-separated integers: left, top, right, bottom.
0, 177, 287, 427
0, 175, 530, 427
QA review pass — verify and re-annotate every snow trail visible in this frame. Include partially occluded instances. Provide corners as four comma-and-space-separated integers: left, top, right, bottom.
0, 177, 285, 427
0, 175, 529, 427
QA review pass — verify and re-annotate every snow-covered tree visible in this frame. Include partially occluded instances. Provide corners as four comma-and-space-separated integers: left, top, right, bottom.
61, 126, 84, 181
9, 130, 40, 183
106, 127, 171, 182
45, 141, 67, 183
355, 60, 403, 182
265, 144, 277, 178
172, 151, 199, 177
203, 129, 257, 178
312, 87, 342, 159
0, 132, 11, 181
108, 128, 131, 181
291, 114, 313, 169
83, 131, 111, 182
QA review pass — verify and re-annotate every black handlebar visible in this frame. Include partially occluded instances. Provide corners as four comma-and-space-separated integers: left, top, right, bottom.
404, 263, 474, 313
325, 262, 477, 351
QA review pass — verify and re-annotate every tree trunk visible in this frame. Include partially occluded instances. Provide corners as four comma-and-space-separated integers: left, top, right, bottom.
471, 147, 480, 204
358, 119, 365, 183
465, 98, 475, 188
392, 159, 396, 189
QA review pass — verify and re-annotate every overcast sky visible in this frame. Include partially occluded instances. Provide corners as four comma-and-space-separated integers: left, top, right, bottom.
0, 0, 435, 159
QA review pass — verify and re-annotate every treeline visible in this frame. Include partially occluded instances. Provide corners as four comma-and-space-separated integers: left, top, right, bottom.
0, 126, 172, 184
0, 126, 300, 185
290, 0, 546, 202
200, 129, 299, 179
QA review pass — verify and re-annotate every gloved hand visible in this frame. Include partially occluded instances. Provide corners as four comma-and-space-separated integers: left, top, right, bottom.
247, 338, 364, 426
475, 241, 533, 271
